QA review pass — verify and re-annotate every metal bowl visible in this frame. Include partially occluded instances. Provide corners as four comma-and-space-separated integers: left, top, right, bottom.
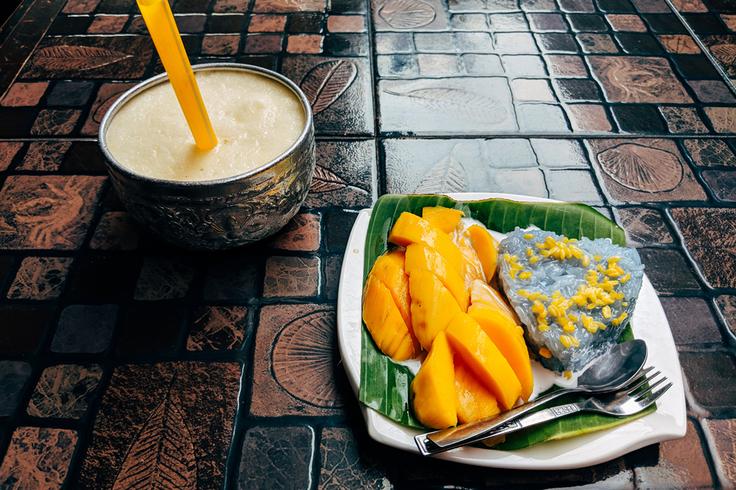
98, 63, 315, 250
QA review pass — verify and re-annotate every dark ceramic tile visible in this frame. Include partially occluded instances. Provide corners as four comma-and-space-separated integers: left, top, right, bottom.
173, 0, 214, 12
586, 139, 706, 202
528, 13, 568, 31
554, 78, 602, 101
237, 426, 315, 489
671, 54, 722, 79
48, 15, 93, 35
0, 175, 106, 250
568, 13, 608, 31
89, 211, 140, 250
597, 0, 636, 12
606, 13, 648, 31
637, 248, 701, 293
323, 254, 343, 301
46, 81, 95, 106
330, 0, 367, 13
252, 304, 343, 416
616, 32, 665, 54
244, 33, 284, 53
702, 419, 736, 486
324, 33, 370, 56
206, 13, 245, 32
643, 13, 688, 33
214, 0, 250, 12
66, 254, 140, 302
703, 170, 736, 201
174, 14, 207, 33
535, 32, 580, 52
687, 80, 736, 103
374, 0, 449, 31
0, 141, 23, 171
97, 0, 134, 13
269, 213, 321, 252
589, 56, 692, 103
379, 78, 516, 133
687, 13, 727, 34
577, 33, 619, 52
559, 0, 596, 12
683, 139, 736, 166
0, 109, 36, 138
616, 207, 673, 246
7, 256, 73, 300
22, 36, 152, 79
87, 14, 129, 33
319, 428, 390, 488
134, 257, 196, 301
186, 306, 247, 351
81, 82, 136, 136
611, 105, 667, 133
28, 364, 103, 419
660, 297, 722, 344
116, 304, 187, 356
520, 0, 559, 12
282, 56, 374, 136
324, 209, 358, 253
0, 82, 48, 107
30, 109, 81, 136
203, 254, 262, 302
680, 352, 736, 409
0, 427, 78, 489
79, 362, 240, 488
52, 304, 118, 353
288, 12, 325, 33
0, 306, 54, 355
202, 34, 240, 55
263, 256, 320, 297
0, 360, 32, 416
18, 141, 71, 171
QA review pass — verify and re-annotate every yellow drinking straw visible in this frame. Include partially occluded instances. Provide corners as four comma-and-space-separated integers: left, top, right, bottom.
136, 0, 218, 151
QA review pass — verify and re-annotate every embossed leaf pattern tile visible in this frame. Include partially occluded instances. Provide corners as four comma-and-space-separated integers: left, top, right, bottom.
0, 427, 78, 489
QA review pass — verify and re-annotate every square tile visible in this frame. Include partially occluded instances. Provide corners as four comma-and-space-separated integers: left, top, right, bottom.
611, 105, 667, 132
52, 305, 118, 353
606, 13, 648, 31
589, 56, 692, 103
374, 0, 449, 31
18, 141, 71, 171
554, 78, 602, 101
0, 82, 48, 107
616, 207, 673, 247
263, 256, 320, 297
0, 361, 32, 416
7, 257, 73, 300
27, 364, 103, 419
187, 306, 248, 351
115, 304, 186, 356
517, 103, 570, 131
502, 55, 547, 76
531, 138, 589, 166
546, 169, 603, 203
511, 78, 556, 101
0, 427, 77, 489
238, 426, 315, 488
134, 257, 196, 300
494, 32, 539, 53
565, 104, 613, 131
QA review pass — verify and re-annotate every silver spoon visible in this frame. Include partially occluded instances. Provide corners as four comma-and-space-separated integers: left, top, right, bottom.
415, 339, 648, 455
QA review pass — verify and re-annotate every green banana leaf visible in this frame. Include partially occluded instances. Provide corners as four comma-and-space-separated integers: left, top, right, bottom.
359, 194, 652, 449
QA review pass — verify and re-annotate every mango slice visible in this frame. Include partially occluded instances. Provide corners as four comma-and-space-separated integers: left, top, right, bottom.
468, 304, 533, 401
421, 206, 464, 234
470, 279, 520, 325
388, 212, 464, 276
369, 250, 412, 329
411, 331, 457, 429
468, 224, 499, 281
405, 243, 469, 311
454, 358, 501, 424
445, 313, 522, 410
455, 230, 485, 286
362, 274, 419, 361
409, 269, 463, 351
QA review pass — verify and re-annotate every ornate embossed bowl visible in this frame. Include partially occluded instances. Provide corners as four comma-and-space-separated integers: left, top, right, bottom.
98, 63, 315, 250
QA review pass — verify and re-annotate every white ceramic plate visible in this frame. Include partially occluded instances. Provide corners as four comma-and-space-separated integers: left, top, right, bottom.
337, 192, 686, 470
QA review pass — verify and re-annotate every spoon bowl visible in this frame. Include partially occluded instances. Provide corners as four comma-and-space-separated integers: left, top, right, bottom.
577, 339, 648, 392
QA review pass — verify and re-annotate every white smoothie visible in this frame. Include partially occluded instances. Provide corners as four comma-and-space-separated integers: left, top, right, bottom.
105, 70, 306, 182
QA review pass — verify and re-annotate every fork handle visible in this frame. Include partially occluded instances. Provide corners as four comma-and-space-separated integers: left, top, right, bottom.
415, 402, 583, 456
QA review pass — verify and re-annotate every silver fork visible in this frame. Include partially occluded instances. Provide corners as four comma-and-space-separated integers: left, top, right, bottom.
415, 369, 672, 456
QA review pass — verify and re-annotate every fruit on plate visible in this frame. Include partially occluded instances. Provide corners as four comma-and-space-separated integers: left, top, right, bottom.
445, 313, 522, 410
388, 212, 464, 276
468, 224, 499, 281
362, 274, 419, 361
411, 331, 457, 429
470, 279, 520, 325
370, 250, 412, 328
454, 358, 501, 424
409, 269, 464, 351
455, 230, 485, 285
422, 206, 464, 234
468, 304, 533, 401
405, 243, 469, 311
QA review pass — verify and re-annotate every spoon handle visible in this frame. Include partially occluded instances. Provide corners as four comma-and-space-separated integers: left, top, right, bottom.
416, 387, 576, 455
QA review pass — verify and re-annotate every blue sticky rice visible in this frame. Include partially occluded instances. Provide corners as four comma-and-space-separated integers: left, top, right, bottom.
498, 228, 644, 372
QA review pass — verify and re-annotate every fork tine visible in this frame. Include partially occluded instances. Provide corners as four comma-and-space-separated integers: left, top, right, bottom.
624, 370, 662, 395
637, 382, 673, 408
634, 376, 668, 402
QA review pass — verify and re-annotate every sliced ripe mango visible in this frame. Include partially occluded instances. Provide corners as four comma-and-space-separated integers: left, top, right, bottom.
455, 230, 485, 286
362, 274, 419, 361
388, 212, 464, 276
421, 206, 464, 234
411, 331, 457, 429
468, 224, 499, 282
405, 243, 469, 311
369, 250, 412, 329
454, 358, 500, 424
468, 304, 533, 402
409, 269, 463, 351
470, 279, 520, 325
445, 313, 522, 410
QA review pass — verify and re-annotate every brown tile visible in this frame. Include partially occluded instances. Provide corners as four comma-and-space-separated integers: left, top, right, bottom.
566, 104, 612, 131
328, 14, 366, 32
634, 420, 713, 488
263, 256, 320, 297
88, 14, 128, 33
374, 0, 448, 31
308, 140, 375, 208
134, 257, 196, 300
269, 213, 321, 251
723, 14, 736, 31
680, 352, 736, 409
89, 211, 140, 250
671, 0, 708, 11
684, 139, 736, 167
586, 139, 706, 203
7, 256, 73, 300
249, 14, 287, 31
703, 419, 736, 487
660, 297, 722, 344
254, 0, 326, 12
79, 362, 240, 488
658, 34, 701, 54
660, 107, 708, 133
0, 175, 106, 250
577, 33, 618, 53
202, 34, 240, 55
638, 248, 701, 294
705, 107, 736, 133
688, 80, 736, 104
81, 82, 136, 136
214, 0, 249, 12
27, 364, 103, 419
703, 35, 736, 78
0, 141, 23, 171
672, 207, 736, 288
187, 305, 247, 351
545, 54, 587, 77
244, 34, 284, 53
237, 426, 314, 489
175, 14, 207, 33
703, 170, 736, 202
606, 14, 647, 32
319, 428, 389, 488
18, 141, 71, 172
63, 0, 101, 13
252, 304, 343, 416
0, 82, 48, 107
616, 207, 672, 247
287, 34, 324, 53
0, 427, 78, 489
589, 56, 692, 103
22, 36, 153, 79
717, 296, 736, 337
30, 109, 81, 136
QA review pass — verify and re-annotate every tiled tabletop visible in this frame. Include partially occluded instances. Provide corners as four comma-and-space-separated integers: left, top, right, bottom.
0, 0, 734, 487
